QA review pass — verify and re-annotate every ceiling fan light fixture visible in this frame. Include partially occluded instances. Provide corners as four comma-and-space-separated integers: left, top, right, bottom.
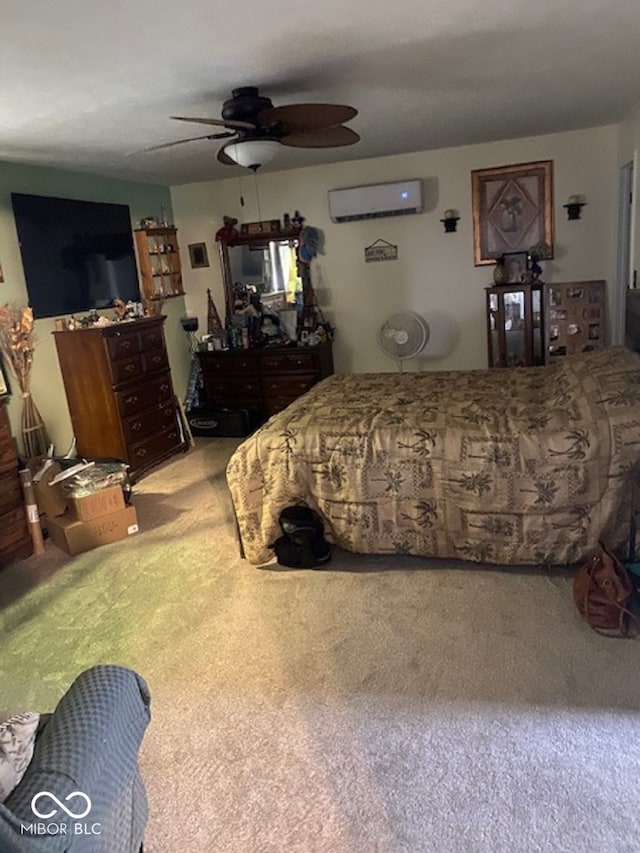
225, 139, 281, 171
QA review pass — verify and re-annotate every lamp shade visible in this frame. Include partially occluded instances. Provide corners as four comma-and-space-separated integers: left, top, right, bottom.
225, 140, 281, 170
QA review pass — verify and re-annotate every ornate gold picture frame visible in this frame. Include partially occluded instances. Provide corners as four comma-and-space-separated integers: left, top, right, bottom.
471, 160, 553, 265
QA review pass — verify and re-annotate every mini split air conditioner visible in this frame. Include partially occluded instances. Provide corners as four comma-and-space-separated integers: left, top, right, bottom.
328, 179, 423, 223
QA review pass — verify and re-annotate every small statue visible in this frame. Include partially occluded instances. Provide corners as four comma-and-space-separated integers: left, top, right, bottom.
113, 298, 127, 320
215, 216, 239, 243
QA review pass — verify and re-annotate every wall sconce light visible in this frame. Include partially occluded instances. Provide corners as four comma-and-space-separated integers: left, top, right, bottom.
563, 195, 586, 220
440, 209, 460, 233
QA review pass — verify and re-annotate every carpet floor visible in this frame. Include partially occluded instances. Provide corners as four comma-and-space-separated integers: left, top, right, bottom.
1, 438, 640, 852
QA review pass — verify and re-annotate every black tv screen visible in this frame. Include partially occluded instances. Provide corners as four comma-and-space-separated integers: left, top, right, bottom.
11, 193, 141, 318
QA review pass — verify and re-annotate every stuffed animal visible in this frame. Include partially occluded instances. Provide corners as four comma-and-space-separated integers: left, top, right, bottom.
215, 216, 239, 242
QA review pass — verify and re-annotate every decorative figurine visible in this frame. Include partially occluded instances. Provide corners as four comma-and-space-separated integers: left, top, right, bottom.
215, 215, 239, 242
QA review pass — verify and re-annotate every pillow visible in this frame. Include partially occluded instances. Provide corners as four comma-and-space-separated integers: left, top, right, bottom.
0, 711, 40, 802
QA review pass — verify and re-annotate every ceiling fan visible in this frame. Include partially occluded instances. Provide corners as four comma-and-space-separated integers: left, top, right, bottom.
144, 86, 360, 170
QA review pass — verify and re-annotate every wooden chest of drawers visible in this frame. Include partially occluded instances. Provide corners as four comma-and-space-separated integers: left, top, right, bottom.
198, 342, 334, 419
0, 401, 32, 567
54, 316, 186, 480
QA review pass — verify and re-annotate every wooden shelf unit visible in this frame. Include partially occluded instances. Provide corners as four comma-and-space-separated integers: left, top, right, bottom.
134, 226, 184, 302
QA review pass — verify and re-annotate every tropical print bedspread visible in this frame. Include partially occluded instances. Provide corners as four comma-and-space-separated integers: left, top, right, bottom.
226, 347, 640, 566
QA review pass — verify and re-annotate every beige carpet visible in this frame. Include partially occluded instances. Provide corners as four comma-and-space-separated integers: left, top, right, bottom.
1, 438, 640, 853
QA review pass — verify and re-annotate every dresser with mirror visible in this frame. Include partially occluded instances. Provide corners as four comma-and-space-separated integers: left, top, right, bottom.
197, 223, 334, 423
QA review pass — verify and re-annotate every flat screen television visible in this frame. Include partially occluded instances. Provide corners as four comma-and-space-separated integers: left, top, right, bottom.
11, 193, 141, 319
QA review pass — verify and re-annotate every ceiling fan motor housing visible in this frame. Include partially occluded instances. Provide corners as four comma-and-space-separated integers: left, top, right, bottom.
222, 87, 273, 125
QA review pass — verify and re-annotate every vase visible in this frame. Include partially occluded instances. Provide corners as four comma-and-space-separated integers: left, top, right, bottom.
493, 261, 508, 285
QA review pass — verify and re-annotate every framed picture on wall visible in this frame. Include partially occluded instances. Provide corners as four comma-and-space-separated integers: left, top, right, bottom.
188, 242, 209, 269
471, 160, 553, 265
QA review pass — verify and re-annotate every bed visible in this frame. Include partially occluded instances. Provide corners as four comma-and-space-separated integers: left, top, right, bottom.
226, 346, 640, 566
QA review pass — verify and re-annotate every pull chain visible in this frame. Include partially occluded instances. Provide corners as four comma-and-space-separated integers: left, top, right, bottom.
253, 171, 262, 221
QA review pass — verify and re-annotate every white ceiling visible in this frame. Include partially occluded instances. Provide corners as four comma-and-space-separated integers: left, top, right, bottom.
3, 0, 640, 186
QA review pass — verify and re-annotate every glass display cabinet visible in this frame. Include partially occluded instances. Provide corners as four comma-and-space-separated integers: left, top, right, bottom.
486, 282, 545, 368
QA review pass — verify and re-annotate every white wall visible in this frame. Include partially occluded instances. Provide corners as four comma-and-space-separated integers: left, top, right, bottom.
171, 125, 619, 374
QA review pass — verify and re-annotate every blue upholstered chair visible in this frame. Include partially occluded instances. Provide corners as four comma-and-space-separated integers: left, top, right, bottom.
0, 664, 151, 852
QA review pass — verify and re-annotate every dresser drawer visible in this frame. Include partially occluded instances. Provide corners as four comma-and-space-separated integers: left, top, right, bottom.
206, 377, 261, 399
265, 397, 297, 417
116, 373, 174, 418
111, 354, 145, 385
143, 348, 169, 374
262, 374, 317, 398
0, 430, 18, 476
128, 424, 182, 469
261, 351, 318, 372
0, 505, 31, 560
0, 473, 23, 516
123, 400, 177, 444
200, 353, 259, 374
106, 331, 141, 360
140, 326, 165, 351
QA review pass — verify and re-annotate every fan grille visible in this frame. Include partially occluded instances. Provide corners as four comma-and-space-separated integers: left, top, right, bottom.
378, 311, 429, 363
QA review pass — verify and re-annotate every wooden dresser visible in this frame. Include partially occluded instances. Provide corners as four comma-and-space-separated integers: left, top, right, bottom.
53, 316, 186, 480
198, 342, 334, 420
0, 401, 32, 567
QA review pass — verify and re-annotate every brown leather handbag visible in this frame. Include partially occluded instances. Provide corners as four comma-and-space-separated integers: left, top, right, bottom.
573, 541, 633, 637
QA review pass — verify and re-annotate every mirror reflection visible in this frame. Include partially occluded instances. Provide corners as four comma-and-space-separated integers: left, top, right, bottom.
228, 240, 302, 309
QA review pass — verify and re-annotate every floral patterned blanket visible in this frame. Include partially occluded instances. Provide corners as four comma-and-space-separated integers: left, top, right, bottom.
226, 347, 640, 566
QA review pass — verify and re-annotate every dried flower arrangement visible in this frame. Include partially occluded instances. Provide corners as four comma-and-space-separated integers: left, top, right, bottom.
0, 303, 49, 457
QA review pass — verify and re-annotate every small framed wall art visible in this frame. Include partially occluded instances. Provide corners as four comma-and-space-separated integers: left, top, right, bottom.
471, 160, 553, 265
188, 242, 209, 269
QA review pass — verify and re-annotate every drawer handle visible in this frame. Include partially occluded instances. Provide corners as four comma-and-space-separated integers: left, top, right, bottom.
125, 395, 138, 405
131, 422, 142, 431
135, 447, 147, 458
121, 340, 132, 349
124, 363, 136, 372
160, 383, 169, 392
150, 355, 162, 363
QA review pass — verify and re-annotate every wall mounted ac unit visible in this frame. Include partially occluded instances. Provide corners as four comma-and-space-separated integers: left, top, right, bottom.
328, 179, 423, 223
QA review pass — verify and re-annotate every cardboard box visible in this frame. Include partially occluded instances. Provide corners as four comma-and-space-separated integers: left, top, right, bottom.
47, 505, 139, 556
29, 460, 69, 519
71, 484, 125, 522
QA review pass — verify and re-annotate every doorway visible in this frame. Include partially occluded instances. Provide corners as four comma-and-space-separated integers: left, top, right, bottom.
616, 156, 637, 346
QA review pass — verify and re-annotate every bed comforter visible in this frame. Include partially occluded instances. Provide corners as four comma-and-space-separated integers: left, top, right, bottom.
226, 346, 640, 566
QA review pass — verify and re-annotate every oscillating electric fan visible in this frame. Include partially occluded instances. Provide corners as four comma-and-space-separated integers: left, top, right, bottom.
377, 311, 430, 371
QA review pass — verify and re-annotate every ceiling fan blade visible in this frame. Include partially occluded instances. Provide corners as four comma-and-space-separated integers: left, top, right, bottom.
258, 103, 357, 132
137, 131, 236, 153
171, 115, 256, 131
217, 146, 237, 166
280, 125, 360, 149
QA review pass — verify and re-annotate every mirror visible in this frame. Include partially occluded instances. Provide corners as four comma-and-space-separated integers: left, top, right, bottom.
218, 228, 304, 320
